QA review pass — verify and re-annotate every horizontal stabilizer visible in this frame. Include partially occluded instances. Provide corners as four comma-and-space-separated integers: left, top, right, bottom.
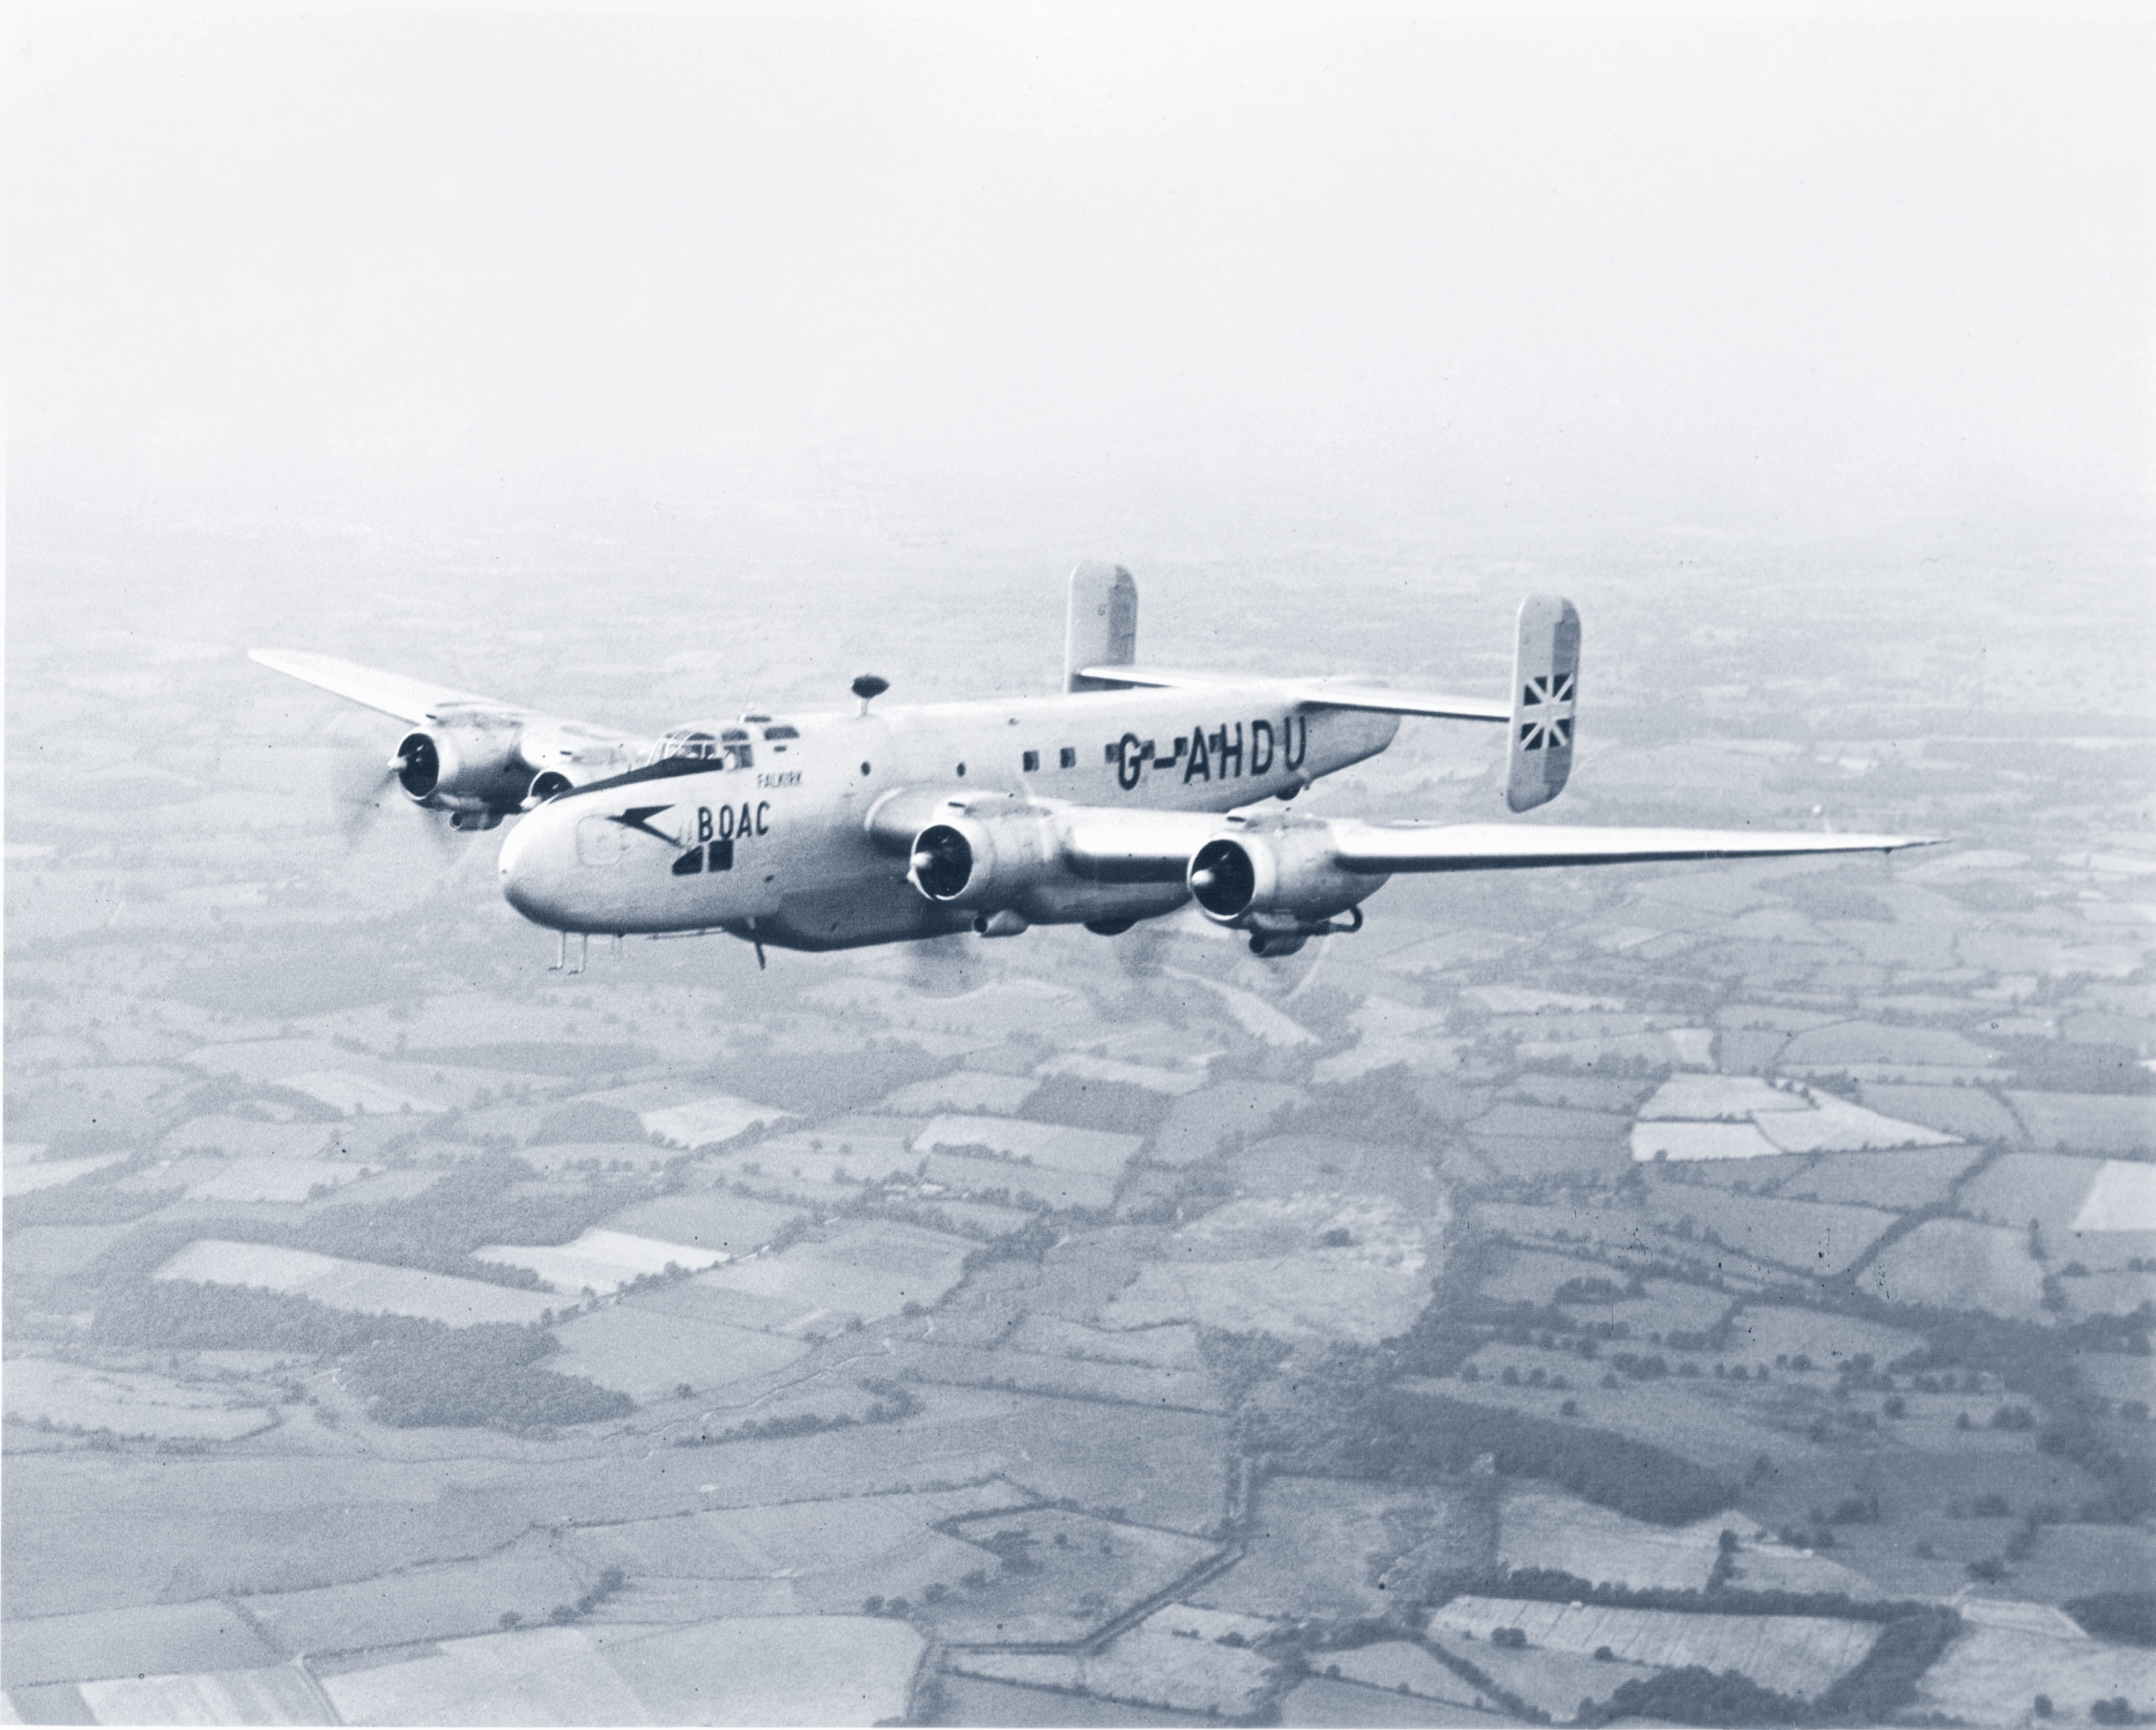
1075, 664, 1508, 722
1327, 821, 1935, 873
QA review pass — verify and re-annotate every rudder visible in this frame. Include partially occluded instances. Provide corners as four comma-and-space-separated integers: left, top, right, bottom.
1065, 562, 1138, 691
1507, 594, 1580, 812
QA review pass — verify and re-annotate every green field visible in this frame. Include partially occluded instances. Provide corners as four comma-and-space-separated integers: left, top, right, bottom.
604, 1189, 808, 1256
1, 1599, 281, 1689
1099, 1194, 1434, 1344
1960, 1152, 2106, 1243
1279, 1675, 1523, 1727
153, 1240, 557, 1326
1430, 1594, 1880, 1698
1496, 1488, 1724, 1591
1721, 1304, 1928, 1370
1860, 1084, 2026, 1145
76, 1662, 334, 1725
318, 1615, 926, 1725
926, 1508, 1220, 1643
3, 1358, 276, 1442
240, 1542, 590, 1658
1780, 1145, 1984, 1210
1862, 1218, 2047, 1318
1640, 1183, 1897, 1275
952, 1617, 1274, 1719
551, 1301, 812, 1401
934, 1674, 1217, 1727
1193, 1475, 1484, 1621
682, 1219, 972, 1332
1149, 1083, 1309, 1166
1914, 1615, 2156, 1722
2009, 1092, 2156, 1156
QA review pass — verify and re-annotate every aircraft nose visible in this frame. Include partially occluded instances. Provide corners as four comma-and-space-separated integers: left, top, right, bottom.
498, 800, 577, 929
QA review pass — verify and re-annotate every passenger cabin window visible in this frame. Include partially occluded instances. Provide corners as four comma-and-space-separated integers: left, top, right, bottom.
1059, 746, 1077, 769
1022, 750, 1040, 772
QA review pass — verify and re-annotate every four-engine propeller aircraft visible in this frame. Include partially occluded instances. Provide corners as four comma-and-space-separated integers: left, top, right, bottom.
253, 563, 1932, 968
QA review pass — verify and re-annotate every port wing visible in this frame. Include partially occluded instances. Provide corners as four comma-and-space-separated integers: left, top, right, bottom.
1326, 821, 1936, 873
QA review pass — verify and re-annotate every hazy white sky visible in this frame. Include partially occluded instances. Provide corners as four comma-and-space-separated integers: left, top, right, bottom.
12, 7, 2153, 536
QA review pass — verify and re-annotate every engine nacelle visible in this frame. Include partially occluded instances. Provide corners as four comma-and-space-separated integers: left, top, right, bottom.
392, 721, 529, 814
1187, 827, 1379, 938
907, 810, 1060, 911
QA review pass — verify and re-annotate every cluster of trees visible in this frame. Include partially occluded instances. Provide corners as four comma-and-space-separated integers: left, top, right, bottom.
96, 1279, 628, 1432
69, 1153, 651, 1304
1465, 1567, 1937, 1626
1863, 1304, 2153, 1523
347, 1324, 630, 1430
675, 1380, 920, 1448
2067, 1593, 2156, 1647
286, 1152, 648, 1285
1196, 1327, 1297, 1405
1017, 1073, 1169, 1138
1578, 1664, 1804, 1727
1345, 1392, 1734, 1524
6, 1171, 184, 1231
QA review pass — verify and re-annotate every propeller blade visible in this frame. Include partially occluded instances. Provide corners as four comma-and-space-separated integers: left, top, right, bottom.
328, 750, 401, 846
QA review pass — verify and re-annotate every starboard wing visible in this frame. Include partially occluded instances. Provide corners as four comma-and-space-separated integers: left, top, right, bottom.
251, 649, 651, 799
249, 649, 533, 724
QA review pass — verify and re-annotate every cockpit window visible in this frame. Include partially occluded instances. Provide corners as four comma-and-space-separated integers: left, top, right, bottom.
654, 727, 750, 771
761, 724, 799, 740
658, 729, 720, 761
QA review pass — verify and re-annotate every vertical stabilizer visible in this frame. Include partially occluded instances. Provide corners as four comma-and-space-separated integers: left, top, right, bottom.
1065, 562, 1138, 691
1507, 594, 1581, 812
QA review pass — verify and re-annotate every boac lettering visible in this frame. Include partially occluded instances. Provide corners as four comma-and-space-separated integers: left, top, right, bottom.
696, 803, 772, 841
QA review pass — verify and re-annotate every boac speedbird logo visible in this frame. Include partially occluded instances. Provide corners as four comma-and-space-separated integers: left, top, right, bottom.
1518, 673, 1576, 752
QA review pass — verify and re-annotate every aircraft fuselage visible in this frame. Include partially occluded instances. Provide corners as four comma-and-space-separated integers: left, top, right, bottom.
497, 684, 1399, 950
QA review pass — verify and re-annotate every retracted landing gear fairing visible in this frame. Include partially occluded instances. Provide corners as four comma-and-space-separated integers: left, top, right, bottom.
253, 564, 1934, 966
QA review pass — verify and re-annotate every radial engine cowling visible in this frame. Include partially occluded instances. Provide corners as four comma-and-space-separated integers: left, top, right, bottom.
1187, 826, 1380, 953
907, 809, 1060, 911
392, 721, 530, 814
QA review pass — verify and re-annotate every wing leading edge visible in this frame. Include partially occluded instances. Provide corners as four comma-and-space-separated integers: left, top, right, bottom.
1325, 820, 1935, 873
